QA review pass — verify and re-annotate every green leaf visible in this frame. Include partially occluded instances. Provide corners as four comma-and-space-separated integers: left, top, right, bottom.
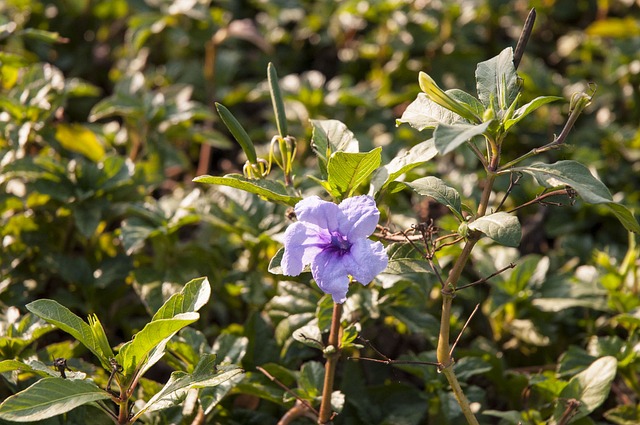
405, 176, 462, 219
604, 203, 640, 234
215, 103, 258, 164
475, 47, 519, 109
133, 355, 243, 417
327, 148, 382, 198
268, 247, 285, 274
384, 258, 433, 275
18, 28, 68, 44
88, 93, 142, 121
552, 356, 617, 423
396, 93, 463, 130
268, 63, 288, 137
468, 212, 521, 247
418, 72, 481, 123
87, 315, 115, 362
193, 174, 301, 207
116, 313, 200, 377
512, 161, 640, 233
0, 360, 41, 375
604, 404, 640, 425
515, 161, 612, 204
310, 119, 359, 177
298, 361, 324, 398
26, 300, 112, 370
55, 124, 105, 162
0, 377, 110, 422
152, 277, 210, 321
504, 96, 564, 131
369, 138, 438, 195
292, 324, 324, 351
434, 121, 492, 155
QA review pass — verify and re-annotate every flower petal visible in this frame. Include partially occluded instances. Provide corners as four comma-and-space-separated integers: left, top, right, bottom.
311, 249, 350, 303
343, 239, 388, 285
294, 196, 341, 232
338, 195, 380, 239
281, 222, 325, 276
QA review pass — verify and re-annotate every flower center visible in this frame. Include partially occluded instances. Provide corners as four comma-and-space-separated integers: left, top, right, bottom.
329, 232, 352, 255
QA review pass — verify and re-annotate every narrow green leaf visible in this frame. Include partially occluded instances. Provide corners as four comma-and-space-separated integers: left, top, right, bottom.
134, 355, 243, 417
603, 203, 640, 234
418, 72, 481, 123
504, 96, 564, 131
215, 103, 257, 164
434, 120, 492, 155
476, 47, 519, 109
87, 315, 115, 361
552, 356, 617, 423
469, 212, 521, 247
26, 300, 111, 370
327, 147, 382, 198
405, 176, 462, 219
369, 138, 438, 196
153, 277, 210, 321
193, 174, 301, 207
0, 378, 110, 422
116, 313, 199, 377
18, 28, 68, 44
268, 63, 288, 137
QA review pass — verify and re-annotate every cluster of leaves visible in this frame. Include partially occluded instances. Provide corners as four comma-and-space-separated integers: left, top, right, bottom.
1, 0, 640, 424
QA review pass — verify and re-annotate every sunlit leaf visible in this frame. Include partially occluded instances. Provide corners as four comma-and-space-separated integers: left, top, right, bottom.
26, 300, 112, 370
116, 313, 200, 377
133, 355, 243, 417
476, 47, 519, 109
551, 356, 617, 423
152, 277, 210, 321
0, 378, 110, 422
193, 174, 301, 207
55, 124, 105, 162
327, 148, 382, 198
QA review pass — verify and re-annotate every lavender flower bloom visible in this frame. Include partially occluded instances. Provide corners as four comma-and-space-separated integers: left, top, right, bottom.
281, 195, 388, 303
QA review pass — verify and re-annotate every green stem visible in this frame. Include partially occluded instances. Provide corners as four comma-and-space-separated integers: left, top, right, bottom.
318, 302, 342, 424
441, 365, 480, 425
435, 172, 496, 425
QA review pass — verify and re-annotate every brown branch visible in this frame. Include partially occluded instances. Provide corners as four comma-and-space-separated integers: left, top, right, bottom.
449, 303, 480, 357
257, 367, 319, 418
456, 263, 516, 290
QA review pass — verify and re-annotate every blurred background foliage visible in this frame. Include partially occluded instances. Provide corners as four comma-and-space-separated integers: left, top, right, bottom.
1, 0, 639, 423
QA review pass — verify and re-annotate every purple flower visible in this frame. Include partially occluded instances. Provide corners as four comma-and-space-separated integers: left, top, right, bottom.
281, 195, 388, 303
